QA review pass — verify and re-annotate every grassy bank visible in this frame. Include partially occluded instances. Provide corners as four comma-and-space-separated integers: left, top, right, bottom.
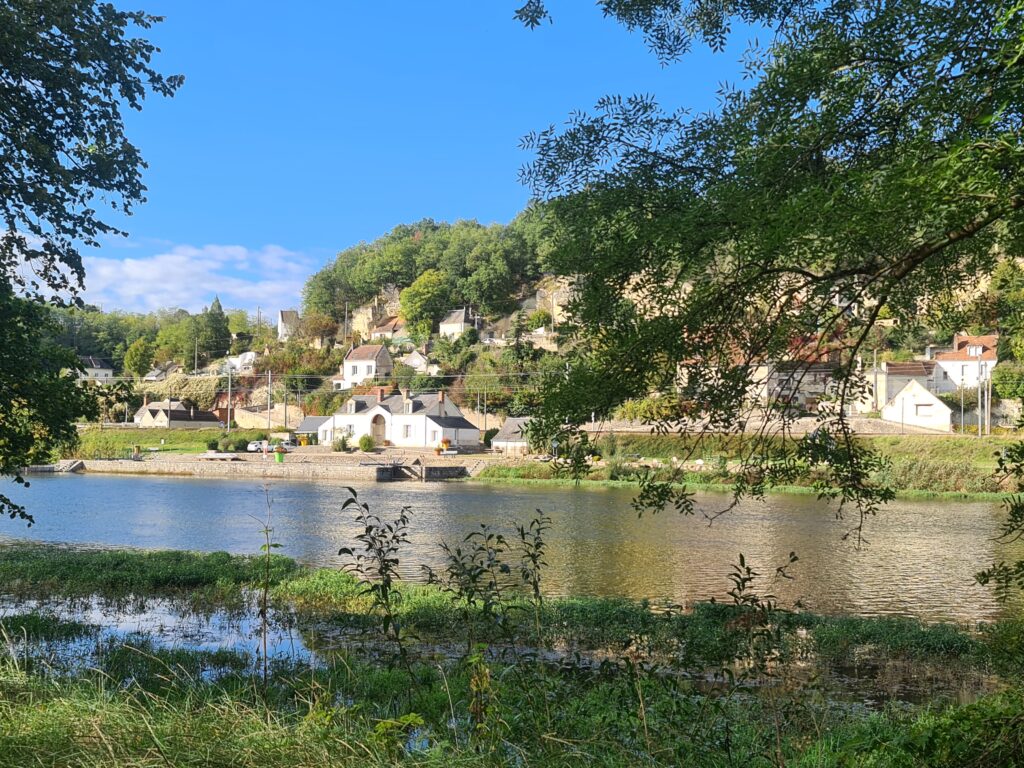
479, 432, 1021, 497
1, 544, 1022, 765
69, 427, 271, 459
472, 468, 1008, 501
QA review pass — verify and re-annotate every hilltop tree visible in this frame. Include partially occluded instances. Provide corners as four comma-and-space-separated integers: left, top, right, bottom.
0, 1, 179, 522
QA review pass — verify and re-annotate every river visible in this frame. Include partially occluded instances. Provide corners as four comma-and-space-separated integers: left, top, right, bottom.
2, 474, 1020, 623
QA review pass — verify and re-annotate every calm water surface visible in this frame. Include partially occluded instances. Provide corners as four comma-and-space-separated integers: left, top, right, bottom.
2, 475, 1020, 623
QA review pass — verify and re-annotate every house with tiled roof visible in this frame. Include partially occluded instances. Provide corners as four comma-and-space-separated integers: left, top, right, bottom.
931, 333, 999, 392
332, 344, 393, 390
369, 316, 405, 341
317, 387, 479, 448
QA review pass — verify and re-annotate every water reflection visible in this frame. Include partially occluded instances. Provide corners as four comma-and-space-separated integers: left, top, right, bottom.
2, 474, 1021, 622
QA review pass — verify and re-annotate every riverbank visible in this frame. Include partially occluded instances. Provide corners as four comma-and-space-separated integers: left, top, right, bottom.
469, 470, 1010, 501
1, 544, 1022, 766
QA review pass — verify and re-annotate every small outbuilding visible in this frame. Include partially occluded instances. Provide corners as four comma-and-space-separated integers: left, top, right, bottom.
491, 417, 532, 456
880, 380, 952, 433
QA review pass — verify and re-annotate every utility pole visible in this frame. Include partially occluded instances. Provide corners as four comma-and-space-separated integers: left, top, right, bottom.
960, 379, 964, 434
284, 382, 288, 431
977, 357, 983, 439
267, 369, 272, 430
227, 365, 232, 434
194, 338, 199, 373
872, 349, 878, 410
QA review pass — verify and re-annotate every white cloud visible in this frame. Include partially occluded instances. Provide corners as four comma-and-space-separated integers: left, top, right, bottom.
81, 243, 317, 314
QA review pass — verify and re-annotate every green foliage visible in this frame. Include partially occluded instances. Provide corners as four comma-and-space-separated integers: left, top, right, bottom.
332, 435, 349, 452
304, 217, 542, 322
526, 308, 552, 329
399, 269, 450, 329
0, 292, 97, 522
358, 434, 375, 452
994, 362, 1024, 401
0, 1, 181, 297
519, 0, 1024, 556
122, 337, 153, 378
0, 544, 298, 601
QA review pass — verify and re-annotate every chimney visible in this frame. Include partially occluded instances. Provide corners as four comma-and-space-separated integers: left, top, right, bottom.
438, 389, 445, 405
143, 394, 148, 406
375, 385, 390, 401
402, 387, 411, 403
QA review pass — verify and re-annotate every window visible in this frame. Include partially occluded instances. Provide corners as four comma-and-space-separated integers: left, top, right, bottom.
961, 365, 967, 379
967, 345, 982, 356
350, 365, 358, 376
402, 425, 412, 439
345, 425, 355, 436
430, 430, 438, 443
348, 400, 355, 414
915, 404, 932, 416
366, 365, 372, 375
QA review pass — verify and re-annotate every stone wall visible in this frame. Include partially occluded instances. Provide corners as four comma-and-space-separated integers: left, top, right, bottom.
81, 459, 382, 482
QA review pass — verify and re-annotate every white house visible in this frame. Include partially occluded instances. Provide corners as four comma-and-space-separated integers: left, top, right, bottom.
880, 380, 952, 433
78, 356, 114, 382
318, 388, 480, 448
859, 361, 939, 412
225, 351, 257, 373
762, 361, 840, 411
439, 308, 481, 340
277, 310, 300, 342
142, 361, 180, 382
931, 333, 999, 392
370, 316, 405, 341
396, 349, 441, 377
332, 344, 394, 390
492, 417, 531, 455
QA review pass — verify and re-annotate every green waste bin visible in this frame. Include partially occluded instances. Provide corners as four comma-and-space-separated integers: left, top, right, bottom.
275, 451, 284, 464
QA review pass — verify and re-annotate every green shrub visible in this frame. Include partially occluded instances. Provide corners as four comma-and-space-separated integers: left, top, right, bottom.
332, 435, 348, 452
205, 439, 219, 450
483, 427, 499, 447
358, 434, 375, 452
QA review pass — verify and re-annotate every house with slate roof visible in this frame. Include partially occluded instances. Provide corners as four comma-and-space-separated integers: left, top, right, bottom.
317, 387, 479, 449
332, 344, 394, 390
492, 417, 532, 456
78, 355, 114, 382
439, 307, 482, 340
277, 310, 301, 342
132, 398, 221, 429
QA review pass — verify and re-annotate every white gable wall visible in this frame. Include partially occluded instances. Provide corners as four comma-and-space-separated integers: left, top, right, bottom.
880, 380, 952, 432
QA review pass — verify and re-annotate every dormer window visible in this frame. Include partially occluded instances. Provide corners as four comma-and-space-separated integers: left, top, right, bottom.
404, 401, 412, 414
967, 345, 982, 356
348, 400, 356, 414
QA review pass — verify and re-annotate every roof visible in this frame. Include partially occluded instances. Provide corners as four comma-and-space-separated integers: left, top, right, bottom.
79, 356, 113, 370
885, 361, 936, 377
440, 308, 471, 326
278, 310, 300, 325
143, 361, 179, 379
493, 417, 531, 444
371, 316, 404, 333
295, 415, 328, 433
170, 410, 220, 423
345, 344, 390, 362
934, 333, 999, 362
335, 391, 448, 417
885, 379, 952, 412
426, 415, 479, 431
774, 361, 840, 373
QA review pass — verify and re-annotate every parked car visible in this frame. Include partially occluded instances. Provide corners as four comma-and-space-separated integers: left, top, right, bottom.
246, 441, 264, 452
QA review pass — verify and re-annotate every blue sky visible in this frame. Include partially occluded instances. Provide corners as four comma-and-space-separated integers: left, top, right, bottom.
83, 2, 752, 314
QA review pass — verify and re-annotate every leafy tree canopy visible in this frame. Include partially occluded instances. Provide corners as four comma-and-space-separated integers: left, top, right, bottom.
303, 214, 543, 321
0, 1, 179, 522
517, 1, 1024, 542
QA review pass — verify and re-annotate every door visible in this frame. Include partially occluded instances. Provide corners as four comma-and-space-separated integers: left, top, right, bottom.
371, 414, 386, 444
